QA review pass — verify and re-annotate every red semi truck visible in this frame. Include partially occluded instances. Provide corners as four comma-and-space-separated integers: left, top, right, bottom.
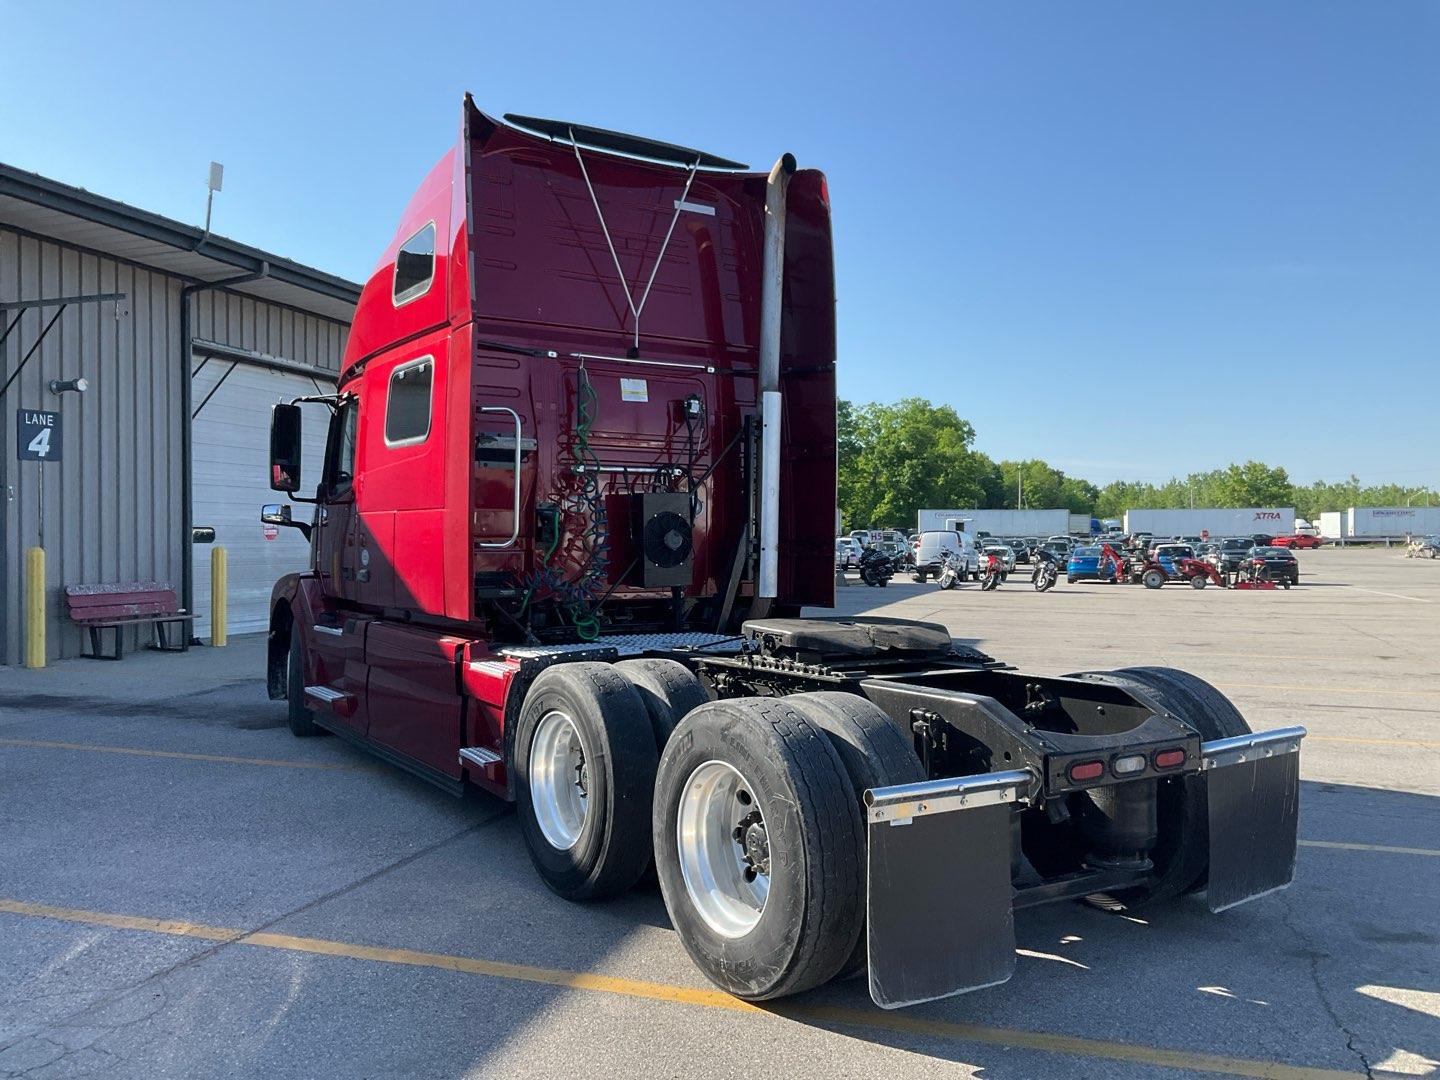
262, 97, 1305, 1008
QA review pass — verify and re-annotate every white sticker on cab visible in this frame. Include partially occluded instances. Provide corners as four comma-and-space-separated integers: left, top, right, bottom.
620, 378, 648, 403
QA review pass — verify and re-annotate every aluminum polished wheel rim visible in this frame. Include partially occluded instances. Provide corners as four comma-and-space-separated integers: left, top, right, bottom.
676, 760, 770, 938
530, 710, 588, 851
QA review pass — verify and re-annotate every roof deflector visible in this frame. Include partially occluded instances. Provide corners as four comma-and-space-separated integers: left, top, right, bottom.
501, 113, 749, 172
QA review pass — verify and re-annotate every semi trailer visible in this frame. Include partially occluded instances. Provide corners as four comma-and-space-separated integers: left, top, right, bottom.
916, 508, 1072, 537
262, 97, 1305, 1010
1123, 507, 1296, 539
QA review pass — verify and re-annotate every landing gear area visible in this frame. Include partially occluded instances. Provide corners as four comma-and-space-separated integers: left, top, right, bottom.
486, 616, 1305, 1007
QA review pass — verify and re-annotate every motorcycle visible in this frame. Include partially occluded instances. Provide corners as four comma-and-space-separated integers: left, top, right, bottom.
1032, 551, 1059, 592
857, 546, 895, 587
935, 549, 965, 590
980, 552, 1006, 591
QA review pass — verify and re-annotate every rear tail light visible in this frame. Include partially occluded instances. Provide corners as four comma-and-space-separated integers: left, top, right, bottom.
1068, 760, 1105, 782
1153, 748, 1186, 769
1112, 754, 1147, 776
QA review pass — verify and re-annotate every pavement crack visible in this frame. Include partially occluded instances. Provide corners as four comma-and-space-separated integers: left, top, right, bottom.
1279, 890, 1375, 1080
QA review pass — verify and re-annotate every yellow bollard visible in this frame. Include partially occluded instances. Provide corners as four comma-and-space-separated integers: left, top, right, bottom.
25, 547, 45, 668
210, 546, 228, 647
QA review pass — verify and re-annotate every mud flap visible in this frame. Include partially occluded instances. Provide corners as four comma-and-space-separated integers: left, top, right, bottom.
863, 771, 1032, 1009
1202, 727, 1306, 912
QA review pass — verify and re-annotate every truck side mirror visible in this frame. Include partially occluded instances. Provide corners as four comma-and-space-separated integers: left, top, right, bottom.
260, 501, 311, 540
269, 403, 303, 492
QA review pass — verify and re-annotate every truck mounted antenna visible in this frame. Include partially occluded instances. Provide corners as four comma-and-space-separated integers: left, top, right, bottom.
569, 127, 700, 354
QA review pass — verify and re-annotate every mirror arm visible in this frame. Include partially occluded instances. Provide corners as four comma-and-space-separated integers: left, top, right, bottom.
281, 519, 313, 541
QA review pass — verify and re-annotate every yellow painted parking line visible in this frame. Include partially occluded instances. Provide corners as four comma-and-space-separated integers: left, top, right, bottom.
0, 737, 380, 774
1300, 840, 1440, 857
1306, 735, 1440, 750
0, 898, 239, 941
0, 897, 1361, 1080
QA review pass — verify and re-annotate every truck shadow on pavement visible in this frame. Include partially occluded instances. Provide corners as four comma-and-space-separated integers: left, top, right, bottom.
436, 777, 1438, 1080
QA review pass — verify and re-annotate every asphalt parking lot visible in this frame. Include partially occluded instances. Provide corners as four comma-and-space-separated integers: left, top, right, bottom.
2, 547, 1436, 1079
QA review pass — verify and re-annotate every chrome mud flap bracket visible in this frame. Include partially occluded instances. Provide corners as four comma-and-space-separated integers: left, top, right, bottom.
1201, 726, 1306, 912
863, 770, 1034, 1009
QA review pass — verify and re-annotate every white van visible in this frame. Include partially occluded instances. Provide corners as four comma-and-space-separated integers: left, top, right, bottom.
911, 530, 978, 582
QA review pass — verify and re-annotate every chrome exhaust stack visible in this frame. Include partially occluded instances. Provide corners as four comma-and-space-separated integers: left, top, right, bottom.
758, 153, 796, 599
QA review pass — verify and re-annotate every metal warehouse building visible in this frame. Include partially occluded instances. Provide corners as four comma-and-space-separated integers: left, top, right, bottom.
1, 162, 359, 665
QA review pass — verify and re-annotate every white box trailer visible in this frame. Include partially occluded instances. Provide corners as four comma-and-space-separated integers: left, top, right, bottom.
1069, 513, 1099, 536
1319, 511, 1348, 540
916, 508, 1071, 537
1346, 506, 1440, 538
1123, 508, 1296, 538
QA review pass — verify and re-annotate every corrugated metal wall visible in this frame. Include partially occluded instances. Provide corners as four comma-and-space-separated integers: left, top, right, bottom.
191, 290, 344, 374
1, 225, 348, 664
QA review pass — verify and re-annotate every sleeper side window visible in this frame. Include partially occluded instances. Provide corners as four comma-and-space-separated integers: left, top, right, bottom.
392, 222, 436, 306
385, 357, 433, 447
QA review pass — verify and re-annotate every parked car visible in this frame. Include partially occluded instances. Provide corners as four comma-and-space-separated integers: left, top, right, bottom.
1210, 536, 1257, 575
1271, 534, 1323, 549
912, 529, 979, 582
835, 537, 862, 569
1040, 539, 1072, 564
1241, 545, 1300, 586
1067, 545, 1120, 583
998, 537, 1031, 565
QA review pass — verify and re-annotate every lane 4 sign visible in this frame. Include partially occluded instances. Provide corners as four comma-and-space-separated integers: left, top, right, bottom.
17, 410, 62, 461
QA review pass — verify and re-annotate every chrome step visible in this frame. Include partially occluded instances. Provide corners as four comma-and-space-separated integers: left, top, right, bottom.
304, 685, 346, 703
459, 746, 503, 769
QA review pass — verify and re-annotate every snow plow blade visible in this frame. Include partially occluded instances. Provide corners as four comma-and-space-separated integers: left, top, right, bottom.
1202, 727, 1306, 912
863, 770, 1032, 1009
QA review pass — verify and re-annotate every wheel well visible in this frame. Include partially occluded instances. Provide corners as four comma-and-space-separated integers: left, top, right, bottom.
267, 603, 293, 700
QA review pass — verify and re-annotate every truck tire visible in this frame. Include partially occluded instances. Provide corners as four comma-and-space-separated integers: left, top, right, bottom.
514, 663, 659, 902
1142, 569, 1166, 590
786, 692, 924, 976
1189, 574, 1207, 590
1065, 667, 1250, 907
653, 698, 865, 1001
613, 658, 709, 748
286, 632, 322, 737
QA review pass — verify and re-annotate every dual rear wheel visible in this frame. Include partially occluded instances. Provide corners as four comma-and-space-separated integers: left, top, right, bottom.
512, 665, 922, 1001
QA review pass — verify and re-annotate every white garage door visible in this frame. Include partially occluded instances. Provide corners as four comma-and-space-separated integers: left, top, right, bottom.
191, 362, 331, 638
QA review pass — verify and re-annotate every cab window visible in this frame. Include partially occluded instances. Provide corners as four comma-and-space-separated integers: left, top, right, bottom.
384, 357, 433, 446
393, 222, 436, 305
326, 398, 358, 496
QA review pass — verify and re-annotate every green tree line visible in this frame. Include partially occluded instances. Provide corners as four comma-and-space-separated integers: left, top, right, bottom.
837, 399, 1436, 530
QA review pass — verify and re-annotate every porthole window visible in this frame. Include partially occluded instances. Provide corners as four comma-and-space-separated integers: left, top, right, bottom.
392, 222, 436, 306
384, 357, 433, 446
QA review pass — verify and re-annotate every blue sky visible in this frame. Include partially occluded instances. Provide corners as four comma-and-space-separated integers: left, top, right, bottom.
3, 1, 1435, 487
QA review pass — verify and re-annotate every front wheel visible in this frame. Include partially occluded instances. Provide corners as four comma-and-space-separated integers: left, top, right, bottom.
286, 632, 322, 737
653, 698, 865, 1001
1142, 569, 1166, 590
937, 570, 957, 590
1190, 575, 1207, 590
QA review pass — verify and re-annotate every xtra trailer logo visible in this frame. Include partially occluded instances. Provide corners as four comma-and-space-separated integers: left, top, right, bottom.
1252, 511, 1282, 520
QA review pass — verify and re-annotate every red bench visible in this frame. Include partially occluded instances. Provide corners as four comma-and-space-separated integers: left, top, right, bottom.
64, 583, 195, 660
